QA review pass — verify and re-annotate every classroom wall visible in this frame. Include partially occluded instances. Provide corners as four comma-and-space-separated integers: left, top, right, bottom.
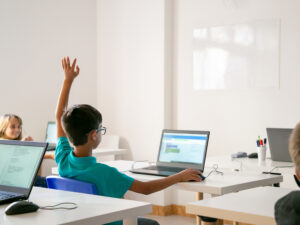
97, 0, 167, 161
98, 0, 300, 162
174, 0, 300, 156
0, 0, 97, 141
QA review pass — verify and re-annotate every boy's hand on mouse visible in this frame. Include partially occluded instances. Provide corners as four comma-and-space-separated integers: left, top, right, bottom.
176, 169, 203, 182
62, 57, 80, 81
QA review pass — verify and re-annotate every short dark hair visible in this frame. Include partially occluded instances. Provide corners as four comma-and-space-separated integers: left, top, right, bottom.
62, 104, 102, 146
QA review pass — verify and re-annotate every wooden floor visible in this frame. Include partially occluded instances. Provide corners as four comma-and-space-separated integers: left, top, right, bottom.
144, 215, 252, 225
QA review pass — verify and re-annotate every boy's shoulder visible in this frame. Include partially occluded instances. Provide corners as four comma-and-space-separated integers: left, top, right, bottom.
275, 190, 300, 224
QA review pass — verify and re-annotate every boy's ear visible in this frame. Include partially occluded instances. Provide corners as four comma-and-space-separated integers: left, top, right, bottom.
90, 130, 97, 141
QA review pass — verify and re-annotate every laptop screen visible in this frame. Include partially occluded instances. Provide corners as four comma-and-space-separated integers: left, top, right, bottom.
157, 130, 210, 170
45, 122, 57, 144
0, 140, 47, 195
266, 128, 293, 162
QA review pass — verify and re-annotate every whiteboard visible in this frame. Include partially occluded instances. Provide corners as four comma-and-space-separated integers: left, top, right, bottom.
193, 19, 280, 90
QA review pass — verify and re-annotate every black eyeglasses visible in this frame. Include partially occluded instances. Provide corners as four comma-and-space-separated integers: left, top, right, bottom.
96, 127, 106, 135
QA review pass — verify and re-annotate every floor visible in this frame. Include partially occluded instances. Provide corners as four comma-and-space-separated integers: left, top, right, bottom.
143, 215, 196, 225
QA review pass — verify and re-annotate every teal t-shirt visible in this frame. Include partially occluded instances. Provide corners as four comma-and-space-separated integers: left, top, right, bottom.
55, 137, 134, 225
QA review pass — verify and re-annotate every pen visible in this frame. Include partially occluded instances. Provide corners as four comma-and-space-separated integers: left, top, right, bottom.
256, 140, 260, 147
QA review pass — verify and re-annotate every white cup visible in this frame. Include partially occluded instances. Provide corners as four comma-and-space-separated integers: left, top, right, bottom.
257, 146, 266, 161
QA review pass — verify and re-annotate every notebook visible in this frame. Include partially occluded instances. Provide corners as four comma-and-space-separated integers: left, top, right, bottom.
45, 121, 57, 151
266, 128, 293, 162
0, 140, 47, 204
130, 129, 210, 176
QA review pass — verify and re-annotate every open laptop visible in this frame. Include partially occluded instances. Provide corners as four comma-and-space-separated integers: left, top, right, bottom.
0, 140, 47, 204
266, 128, 293, 162
45, 121, 57, 151
130, 129, 210, 176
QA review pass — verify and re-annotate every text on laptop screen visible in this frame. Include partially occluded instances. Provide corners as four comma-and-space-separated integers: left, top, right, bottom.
158, 132, 208, 164
45, 122, 57, 144
0, 144, 44, 188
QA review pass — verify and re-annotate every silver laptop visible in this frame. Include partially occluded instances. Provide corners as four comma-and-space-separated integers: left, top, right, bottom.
130, 129, 210, 176
0, 140, 47, 204
266, 128, 293, 162
45, 121, 57, 151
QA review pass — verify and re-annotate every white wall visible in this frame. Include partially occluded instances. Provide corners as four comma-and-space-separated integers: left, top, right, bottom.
0, 0, 97, 141
174, 0, 300, 157
97, 0, 166, 161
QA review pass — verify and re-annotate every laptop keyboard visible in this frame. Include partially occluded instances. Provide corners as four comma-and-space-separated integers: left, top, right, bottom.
146, 166, 185, 173
0, 191, 20, 200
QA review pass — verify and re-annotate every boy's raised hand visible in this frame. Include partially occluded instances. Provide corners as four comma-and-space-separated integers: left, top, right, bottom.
61, 57, 80, 81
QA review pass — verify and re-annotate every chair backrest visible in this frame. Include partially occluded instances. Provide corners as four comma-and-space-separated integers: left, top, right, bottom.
46, 175, 98, 195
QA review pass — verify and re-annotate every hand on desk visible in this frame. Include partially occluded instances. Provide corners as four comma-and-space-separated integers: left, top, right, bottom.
176, 169, 204, 182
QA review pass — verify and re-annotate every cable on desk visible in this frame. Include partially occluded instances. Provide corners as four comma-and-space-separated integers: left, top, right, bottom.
205, 164, 224, 179
40, 202, 78, 210
269, 166, 293, 173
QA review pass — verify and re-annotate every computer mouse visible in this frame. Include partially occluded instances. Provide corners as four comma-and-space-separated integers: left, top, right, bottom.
189, 173, 206, 182
5, 200, 39, 215
248, 152, 258, 158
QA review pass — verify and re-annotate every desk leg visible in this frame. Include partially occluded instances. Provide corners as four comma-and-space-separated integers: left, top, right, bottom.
124, 217, 137, 225
196, 192, 203, 225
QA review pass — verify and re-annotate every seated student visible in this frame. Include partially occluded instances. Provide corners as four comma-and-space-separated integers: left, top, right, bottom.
55, 57, 204, 225
275, 122, 300, 224
0, 113, 55, 187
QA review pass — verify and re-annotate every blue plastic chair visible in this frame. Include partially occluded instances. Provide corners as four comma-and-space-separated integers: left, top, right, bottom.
46, 175, 98, 195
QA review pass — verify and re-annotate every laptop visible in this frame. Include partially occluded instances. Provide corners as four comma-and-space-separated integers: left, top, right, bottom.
266, 128, 293, 162
45, 121, 57, 151
0, 140, 47, 204
130, 129, 210, 176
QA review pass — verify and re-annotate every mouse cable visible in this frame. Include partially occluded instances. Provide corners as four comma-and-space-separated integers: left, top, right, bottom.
205, 164, 224, 179
269, 165, 293, 173
39, 202, 78, 210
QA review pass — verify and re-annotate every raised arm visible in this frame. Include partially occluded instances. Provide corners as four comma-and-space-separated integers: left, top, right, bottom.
56, 57, 80, 138
129, 169, 202, 195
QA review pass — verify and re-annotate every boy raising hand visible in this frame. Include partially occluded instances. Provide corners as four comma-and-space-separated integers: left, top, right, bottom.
55, 57, 203, 225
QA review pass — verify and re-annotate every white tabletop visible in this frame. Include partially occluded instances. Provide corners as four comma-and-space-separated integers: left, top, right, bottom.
186, 186, 292, 225
0, 187, 152, 225
93, 148, 128, 156
52, 160, 283, 196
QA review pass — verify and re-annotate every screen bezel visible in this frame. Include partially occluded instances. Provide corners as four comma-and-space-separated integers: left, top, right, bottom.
0, 140, 47, 199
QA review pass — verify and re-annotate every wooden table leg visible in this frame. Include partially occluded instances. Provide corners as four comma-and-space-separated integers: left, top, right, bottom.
196, 192, 203, 225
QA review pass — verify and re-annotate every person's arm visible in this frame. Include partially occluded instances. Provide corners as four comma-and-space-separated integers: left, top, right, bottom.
129, 169, 202, 195
55, 57, 80, 139
44, 152, 55, 160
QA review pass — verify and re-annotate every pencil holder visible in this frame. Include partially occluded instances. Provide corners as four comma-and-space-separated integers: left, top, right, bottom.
257, 146, 266, 161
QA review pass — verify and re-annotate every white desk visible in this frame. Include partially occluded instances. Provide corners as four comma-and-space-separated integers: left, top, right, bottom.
52, 160, 283, 196
205, 156, 296, 189
42, 148, 128, 177
93, 148, 128, 159
0, 187, 152, 225
186, 186, 292, 225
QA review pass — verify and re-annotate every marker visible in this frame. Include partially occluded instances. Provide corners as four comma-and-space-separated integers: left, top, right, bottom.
256, 140, 260, 147
264, 138, 267, 145
260, 139, 263, 146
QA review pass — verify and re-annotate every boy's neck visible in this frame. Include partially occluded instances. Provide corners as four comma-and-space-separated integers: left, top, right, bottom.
73, 146, 93, 157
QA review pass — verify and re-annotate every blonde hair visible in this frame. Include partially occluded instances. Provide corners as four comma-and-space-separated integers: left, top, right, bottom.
289, 122, 300, 173
0, 114, 23, 140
